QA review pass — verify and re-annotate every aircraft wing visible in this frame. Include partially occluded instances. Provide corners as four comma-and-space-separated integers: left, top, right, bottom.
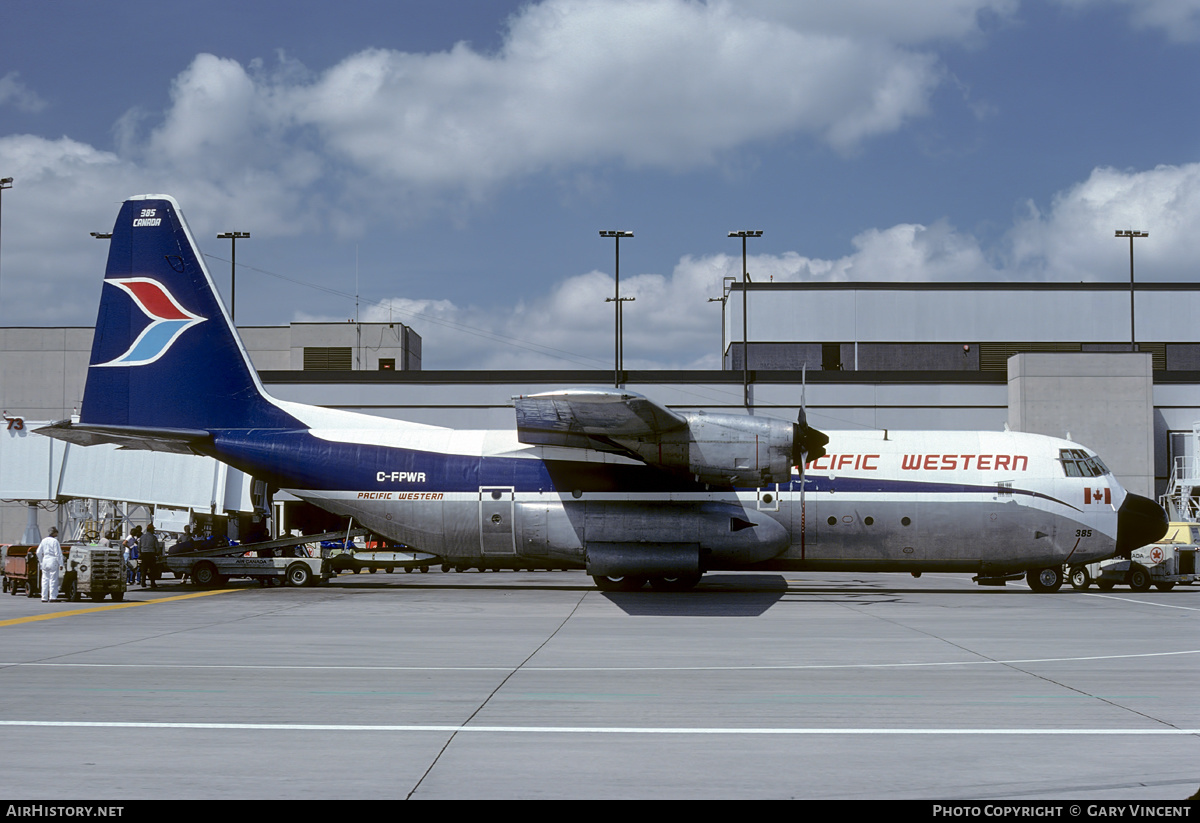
513, 389, 688, 453
35, 420, 213, 456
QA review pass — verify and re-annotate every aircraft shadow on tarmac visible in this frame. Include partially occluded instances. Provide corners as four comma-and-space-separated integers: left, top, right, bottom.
603, 575, 921, 615
601, 574, 790, 616
598, 574, 1139, 615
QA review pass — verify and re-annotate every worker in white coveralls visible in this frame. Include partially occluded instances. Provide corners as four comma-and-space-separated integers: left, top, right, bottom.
36, 526, 64, 602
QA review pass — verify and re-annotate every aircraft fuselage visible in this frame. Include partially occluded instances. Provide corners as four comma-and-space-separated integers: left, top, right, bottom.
205, 422, 1126, 577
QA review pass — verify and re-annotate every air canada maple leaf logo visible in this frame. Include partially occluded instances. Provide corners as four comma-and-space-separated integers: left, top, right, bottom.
95, 278, 206, 366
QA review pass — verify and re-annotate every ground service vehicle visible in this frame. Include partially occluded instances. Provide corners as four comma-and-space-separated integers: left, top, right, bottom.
2, 545, 37, 596
1071, 522, 1199, 592
3, 543, 125, 600
163, 529, 373, 587
62, 545, 126, 601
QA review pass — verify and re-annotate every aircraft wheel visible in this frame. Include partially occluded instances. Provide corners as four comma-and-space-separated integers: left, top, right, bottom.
1154, 582, 1175, 591
286, 563, 313, 587
649, 574, 702, 592
1069, 566, 1091, 590
1127, 563, 1152, 593
1026, 566, 1063, 593
591, 574, 647, 592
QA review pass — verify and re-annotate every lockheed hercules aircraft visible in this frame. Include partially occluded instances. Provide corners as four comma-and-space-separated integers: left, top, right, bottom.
39, 195, 1168, 592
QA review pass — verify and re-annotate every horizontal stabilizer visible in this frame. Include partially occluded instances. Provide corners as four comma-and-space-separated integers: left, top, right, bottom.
35, 420, 212, 456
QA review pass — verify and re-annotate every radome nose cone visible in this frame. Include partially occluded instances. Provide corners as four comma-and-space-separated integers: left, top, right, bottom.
1116, 493, 1169, 555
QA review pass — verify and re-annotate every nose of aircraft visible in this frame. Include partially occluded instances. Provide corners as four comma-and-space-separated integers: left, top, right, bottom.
1115, 492, 1169, 556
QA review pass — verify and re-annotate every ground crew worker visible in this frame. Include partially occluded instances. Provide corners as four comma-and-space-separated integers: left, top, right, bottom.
125, 526, 141, 584
36, 526, 64, 602
140, 524, 161, 588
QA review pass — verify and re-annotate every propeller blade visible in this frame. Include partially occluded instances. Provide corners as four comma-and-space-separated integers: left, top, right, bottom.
793, 364, 828, 465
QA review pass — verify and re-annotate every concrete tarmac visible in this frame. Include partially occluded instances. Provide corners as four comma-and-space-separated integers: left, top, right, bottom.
1, 569, 1198, 800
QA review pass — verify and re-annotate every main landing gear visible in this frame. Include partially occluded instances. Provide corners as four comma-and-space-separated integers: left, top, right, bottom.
590, 573, 703, 592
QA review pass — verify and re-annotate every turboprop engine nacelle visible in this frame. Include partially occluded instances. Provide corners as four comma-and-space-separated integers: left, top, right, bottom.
513, 389, 826, 489
620, 412, 796, 488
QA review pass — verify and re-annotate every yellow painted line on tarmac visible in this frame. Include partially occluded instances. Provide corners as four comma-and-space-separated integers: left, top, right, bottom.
0, 589, 238, 627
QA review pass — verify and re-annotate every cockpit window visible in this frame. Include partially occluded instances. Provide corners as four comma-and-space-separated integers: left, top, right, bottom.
1059, 448, 1110, 478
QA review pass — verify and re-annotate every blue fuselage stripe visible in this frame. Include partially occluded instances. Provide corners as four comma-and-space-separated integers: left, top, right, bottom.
203, 429, 1072, 509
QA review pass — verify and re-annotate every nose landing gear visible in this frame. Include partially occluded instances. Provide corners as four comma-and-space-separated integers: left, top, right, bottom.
1026, 566, 1064, 593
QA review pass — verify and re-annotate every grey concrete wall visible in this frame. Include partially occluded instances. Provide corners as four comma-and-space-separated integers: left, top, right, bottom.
238, 326, 291, 371
0, 328, 93, 420
1008, 352, 1155, 497
729, 284, 1200, 345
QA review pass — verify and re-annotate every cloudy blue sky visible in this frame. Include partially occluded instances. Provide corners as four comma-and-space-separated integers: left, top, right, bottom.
1, 0, 1198, 369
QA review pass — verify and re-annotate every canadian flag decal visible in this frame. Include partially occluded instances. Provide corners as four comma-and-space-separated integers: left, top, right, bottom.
1085, 487, 1112, 505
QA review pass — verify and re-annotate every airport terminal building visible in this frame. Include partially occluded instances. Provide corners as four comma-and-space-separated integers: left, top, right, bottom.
1, 281, 1197, 541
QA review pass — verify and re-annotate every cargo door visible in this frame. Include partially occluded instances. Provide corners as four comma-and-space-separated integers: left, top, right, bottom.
479, 486, 516, 556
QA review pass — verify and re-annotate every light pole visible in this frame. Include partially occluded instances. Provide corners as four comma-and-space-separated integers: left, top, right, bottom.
217, 231, 250, 324
0, 177, 11, 323
728, 230, 762, 408
1115, 229, 1148, 347
707, 275, 736, 367
600, 230, 634, 388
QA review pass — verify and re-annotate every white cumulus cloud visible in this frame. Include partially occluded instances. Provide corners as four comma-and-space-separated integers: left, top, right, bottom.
276, 0, 946, 192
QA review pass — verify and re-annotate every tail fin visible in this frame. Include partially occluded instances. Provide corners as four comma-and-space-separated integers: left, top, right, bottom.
79, 195, 296, 432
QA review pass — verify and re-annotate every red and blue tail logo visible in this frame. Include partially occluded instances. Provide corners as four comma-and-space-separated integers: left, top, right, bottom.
94, 278, 206, 367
